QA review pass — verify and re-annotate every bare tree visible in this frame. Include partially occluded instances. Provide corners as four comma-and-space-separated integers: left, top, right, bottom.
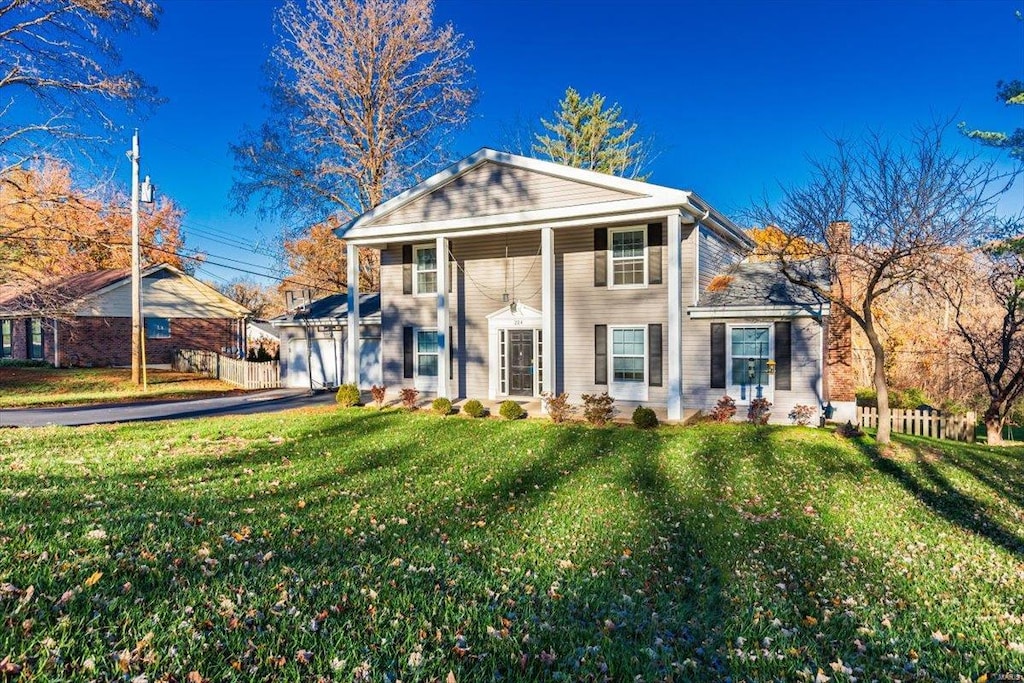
941, 240, 1024, 445
232, 0, 475, 222
751, 125, 1015, 445
0, 0, 160, 172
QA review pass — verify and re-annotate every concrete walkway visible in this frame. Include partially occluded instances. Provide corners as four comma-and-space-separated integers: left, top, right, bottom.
0, 389, 336, 428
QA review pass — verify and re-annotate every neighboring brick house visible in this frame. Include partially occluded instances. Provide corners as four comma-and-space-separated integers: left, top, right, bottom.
0, 264, 250, 367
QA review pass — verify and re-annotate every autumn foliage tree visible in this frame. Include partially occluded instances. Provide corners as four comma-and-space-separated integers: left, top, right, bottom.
232, 0, 474, 296
282, 218, 378, 299
1, 159, 187, 288
751, 125, 1013, 445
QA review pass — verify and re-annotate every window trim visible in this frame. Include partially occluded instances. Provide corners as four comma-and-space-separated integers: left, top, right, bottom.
607, 225, 648, 289
414, 327, 439, 391
145, 316, 171, 339
608, 324, 649, 401
726, 323, 774, 404
28, 318, 43, 360
1, 319, 11, 358
412, 243, 438, 297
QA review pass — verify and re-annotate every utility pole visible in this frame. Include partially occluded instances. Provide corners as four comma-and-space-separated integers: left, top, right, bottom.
129, 130, 142, 385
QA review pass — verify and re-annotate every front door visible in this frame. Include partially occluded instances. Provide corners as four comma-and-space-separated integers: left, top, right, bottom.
508, 329, 534, 396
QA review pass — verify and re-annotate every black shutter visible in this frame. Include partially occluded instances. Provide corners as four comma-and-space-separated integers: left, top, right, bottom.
594, 324, 607, 384
710, 323, 726, 389
448, 249, 454, 293
403, 326, 414, 378
648, 223, 663, 285
594, 228, 607, 287
402, 245, 413, 295
774, 321, 792, 391
648, 323, 662, 387
449, 325, 454, 381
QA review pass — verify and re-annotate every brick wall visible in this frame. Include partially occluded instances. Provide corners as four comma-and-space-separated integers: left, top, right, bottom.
59, 317, 238, 367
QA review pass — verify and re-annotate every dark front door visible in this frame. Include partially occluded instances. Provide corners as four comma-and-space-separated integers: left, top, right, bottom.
508, 329, 534, 396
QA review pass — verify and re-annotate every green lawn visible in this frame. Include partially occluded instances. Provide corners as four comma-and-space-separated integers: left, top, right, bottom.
0, 367, 243, 408
0, 409, 1022, 681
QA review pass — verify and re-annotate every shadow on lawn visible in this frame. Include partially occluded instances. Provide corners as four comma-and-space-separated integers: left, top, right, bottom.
852, 436, 1024, 558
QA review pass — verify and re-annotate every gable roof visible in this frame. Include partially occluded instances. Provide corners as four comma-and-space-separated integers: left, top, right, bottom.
338, 148, 752, 248
271, 292, 381, 327
693, 259, 831, 316
0, 264, 250, 317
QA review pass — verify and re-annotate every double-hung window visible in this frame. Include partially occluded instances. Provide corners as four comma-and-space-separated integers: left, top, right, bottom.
729, 326, 771, 401
414, 245, 438, 295
146, 317, 170, 339
1, 320, 11, 358
416, 329, 439, 377
611, 327, 645, 382
609, 227, 646, 287
28, 318, 43, 360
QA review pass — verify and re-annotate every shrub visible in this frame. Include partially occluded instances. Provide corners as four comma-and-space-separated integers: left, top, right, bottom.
581, 392, 615, 426
788, 404, 815, 426
463, 399, 486, 418
370, 384, 387, 409
854, 387, 877, 407
499, 400, 524, 420
747, 397, 772, 425
631, 406, 658, 429
335, 383, 361, 407
0, 359, 49, 368
432, 397, 452, 416
710, 395, 737, 423
835, 420, 864, 438
399, 387, 420, 410
541, 391, 574, 424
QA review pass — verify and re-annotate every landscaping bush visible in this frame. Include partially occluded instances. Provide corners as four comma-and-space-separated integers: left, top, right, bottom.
747, 397, 772, 425
370, 384, 387, 409
431, 397, 452, 416
541, 391, 574, 423
710, 395, 737, 423
581, 392, 615, 426
499, 400, 524, 420
462, 399, 486, 418
0, 359, 50, 368
631, 405, 658, 429
335, 383, 361, 407
399, 387, 420, 410
788, 404, 815, 426
835, 420, 864, 438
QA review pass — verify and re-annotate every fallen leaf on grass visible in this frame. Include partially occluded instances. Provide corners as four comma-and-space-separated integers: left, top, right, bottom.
84, 571, 103, 588
0, 656, 22, 676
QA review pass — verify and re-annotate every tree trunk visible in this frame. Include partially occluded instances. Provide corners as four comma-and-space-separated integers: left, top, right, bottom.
984, 403, 1005, 446
865, 326, 891, 445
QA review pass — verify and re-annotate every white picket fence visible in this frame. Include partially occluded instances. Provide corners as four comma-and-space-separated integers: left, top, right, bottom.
857, 406, 976, 443
173, 349, 280, 390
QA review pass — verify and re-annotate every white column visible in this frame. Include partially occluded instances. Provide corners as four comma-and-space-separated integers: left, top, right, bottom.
541, 226, 556, 400
667, 212, 683, 420
346, 241, 360, 387
436, 236, 450, 398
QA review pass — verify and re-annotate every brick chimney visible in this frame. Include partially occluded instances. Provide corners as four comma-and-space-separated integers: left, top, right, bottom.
824, 220, 855, 403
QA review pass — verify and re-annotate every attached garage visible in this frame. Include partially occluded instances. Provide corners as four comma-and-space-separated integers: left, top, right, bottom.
272, 293, 381, 391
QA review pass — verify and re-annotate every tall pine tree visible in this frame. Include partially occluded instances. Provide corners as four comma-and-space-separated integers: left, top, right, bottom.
532, 88, 652, 180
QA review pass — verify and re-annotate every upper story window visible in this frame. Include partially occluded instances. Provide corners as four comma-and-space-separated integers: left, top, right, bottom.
609, 227, 646, 287
1, 319, 11, 358
146, 317, 171, 339
28, 318, 43, 360
414, 245, 437, 295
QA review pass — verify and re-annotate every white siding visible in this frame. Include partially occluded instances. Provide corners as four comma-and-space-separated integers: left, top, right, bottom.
698, 225, 744, 293
375, 161, 641, 227
75, 270, 246, 318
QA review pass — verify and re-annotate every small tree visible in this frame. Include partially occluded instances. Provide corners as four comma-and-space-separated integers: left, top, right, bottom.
940, 240, 1024, 445
532, 87, 653, 180
751, 124, 1014, 445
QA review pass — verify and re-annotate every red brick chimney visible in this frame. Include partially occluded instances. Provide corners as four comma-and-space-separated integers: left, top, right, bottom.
824, 220, 855, 403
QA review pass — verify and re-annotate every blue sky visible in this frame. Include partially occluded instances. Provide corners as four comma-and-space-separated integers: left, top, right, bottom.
111, 0, 1023, 287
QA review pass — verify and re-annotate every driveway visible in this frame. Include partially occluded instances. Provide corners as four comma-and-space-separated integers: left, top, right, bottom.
0, 389, 338, 428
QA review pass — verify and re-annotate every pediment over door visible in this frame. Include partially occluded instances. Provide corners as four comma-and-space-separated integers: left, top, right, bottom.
486, 302, 543, 329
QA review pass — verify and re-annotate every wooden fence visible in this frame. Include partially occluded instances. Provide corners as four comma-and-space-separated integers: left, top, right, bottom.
856, 406, 976, 443
173, 349, 280, 390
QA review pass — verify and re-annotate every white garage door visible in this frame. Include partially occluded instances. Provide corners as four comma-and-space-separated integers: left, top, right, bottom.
284, 337, 339, 390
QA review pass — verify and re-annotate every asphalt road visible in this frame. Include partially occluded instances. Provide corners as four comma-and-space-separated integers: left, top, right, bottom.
0, 389, 338, 428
